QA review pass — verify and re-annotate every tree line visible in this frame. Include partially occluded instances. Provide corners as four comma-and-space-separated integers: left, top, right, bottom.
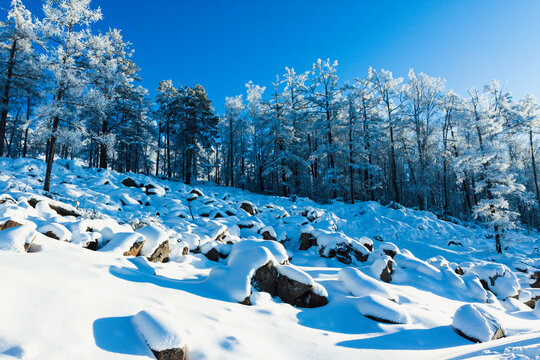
2, 0, 540, 252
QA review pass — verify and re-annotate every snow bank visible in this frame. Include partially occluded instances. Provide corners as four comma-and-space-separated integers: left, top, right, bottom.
229, 239, 288, 264
99, 232, 146, 256
132, 310, 186, 351
338, 267, 397, 301
356, 295, 410, 324
225, 246, 276, 302
0, 222, 37, 252
452, 304, 506, 343
136, 225, 169, 256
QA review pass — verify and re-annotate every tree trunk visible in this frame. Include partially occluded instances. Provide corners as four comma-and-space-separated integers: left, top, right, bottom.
0, 39, 17, 157
99, 119, 108, 169
389, 126, 400, 203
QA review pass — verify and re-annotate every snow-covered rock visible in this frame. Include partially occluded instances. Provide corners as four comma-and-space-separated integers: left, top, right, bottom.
132, 310, 187, 359
356, 295, 410, 324
452, 304, 506, 343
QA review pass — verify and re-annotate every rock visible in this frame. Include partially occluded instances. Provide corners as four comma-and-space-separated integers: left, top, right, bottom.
356, 295, 410, 324
531, 272, 540, 288
121, 177, 139, 188
204, 247, 220, 262
299, 231, 317, 250
48, 203, 81, 218
452, 304, 506, 343
152, 348, 187, 360
132, 310, 187, 360
276, 274, 313, 304
239, 201, 256, 215
147, 240, 170, 263
190, 188, 204, 197
261, 230, 276, 241
470, 263, 520, 299
374, 257, 394, 283
124, 239, 145, 257
251, 261, 278, 295
0, 220, 22, 231
0, 195, 16, 205
249, 261, 328, 308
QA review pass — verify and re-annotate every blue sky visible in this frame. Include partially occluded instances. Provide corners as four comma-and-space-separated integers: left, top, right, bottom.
22, 0, 540, 112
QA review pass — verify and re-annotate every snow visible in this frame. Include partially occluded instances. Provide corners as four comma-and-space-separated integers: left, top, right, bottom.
132, 310, 186, 351
338, 267, 397, 301
229, 239, 289, 264
223, 246, 276, 302
0, 222, 37, 252
37, 222, 72, 242
355, 295, 411, 324
452, 304, 506, 343
99, 232, 145, 256
0, 157, 539, 359
274, 264, 314, 286
136, 225, 169, 256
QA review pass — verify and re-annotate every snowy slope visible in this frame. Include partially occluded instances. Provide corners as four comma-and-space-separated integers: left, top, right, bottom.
0, 157, 539, 360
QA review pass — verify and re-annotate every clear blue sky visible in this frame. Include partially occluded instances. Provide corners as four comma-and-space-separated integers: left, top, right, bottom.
23, 0, 540, 112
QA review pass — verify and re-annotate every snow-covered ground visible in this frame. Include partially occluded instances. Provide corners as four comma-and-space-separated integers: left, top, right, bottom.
0, 157, 539, 360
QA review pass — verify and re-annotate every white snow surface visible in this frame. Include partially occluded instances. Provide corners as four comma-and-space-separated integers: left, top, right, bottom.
132, 310, 186, 351
452, 304, 506, 343
0, 157, 539, 360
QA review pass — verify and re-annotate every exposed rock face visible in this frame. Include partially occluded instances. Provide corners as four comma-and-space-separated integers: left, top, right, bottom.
250, 262, 328, 308
239, 201, 256, 216
531, 272, 540, 288
123, 239, 145, 257
204, 248, 220, 262
276, 275, 312, 304
299, 232, 317, 250
379, 259, 394, 283
121, 178, 139, 187
147, 241, 170, 263
0, 220, 22, 231
48, 203, 81, 218
323, 243, 369, 265
251, 262, 279, 295
190, 188, 204, 197
261, 230, 276, 241
152, 347, 187, 360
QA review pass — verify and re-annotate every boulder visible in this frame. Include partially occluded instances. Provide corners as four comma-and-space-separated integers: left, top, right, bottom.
299, 226, 317, 250
259, 226, 277, 241
531, 272, 540, 288
452, 304, 506, 343
249, 261, 328, 308
121, 177, 139, 188
239, 201, 256, 215
356, 295, 410, 324
147, 240, 170, 263
124, 239, 145, 257
190, 188, 204, 197
132, 311, 187, 360
0, 220, 22, 231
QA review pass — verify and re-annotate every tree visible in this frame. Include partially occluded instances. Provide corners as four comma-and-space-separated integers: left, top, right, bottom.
0, 0, 39, 157
38, 0, 102, 191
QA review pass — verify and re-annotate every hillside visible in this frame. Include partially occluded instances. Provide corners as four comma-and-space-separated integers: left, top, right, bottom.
0, 157, 539, 360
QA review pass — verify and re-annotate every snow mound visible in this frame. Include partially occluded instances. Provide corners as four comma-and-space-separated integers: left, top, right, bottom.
132, 310, 186, 352
338, 267, 397, 301
0, 222, 37, 252
452, 304, 506, 343
356, 295, 410, 324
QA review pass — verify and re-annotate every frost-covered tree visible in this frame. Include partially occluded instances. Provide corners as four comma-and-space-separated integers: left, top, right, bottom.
0, 0, 40, 157
38, 0, 102, 191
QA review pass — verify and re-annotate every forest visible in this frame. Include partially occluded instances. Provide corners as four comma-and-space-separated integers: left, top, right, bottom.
1, 0, 539, 253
